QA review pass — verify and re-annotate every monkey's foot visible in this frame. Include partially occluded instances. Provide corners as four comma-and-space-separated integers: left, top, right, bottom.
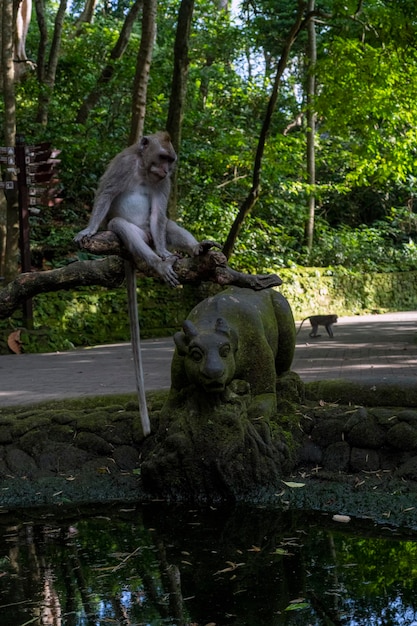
158, 256, 181, 288
195, 240, 222, 255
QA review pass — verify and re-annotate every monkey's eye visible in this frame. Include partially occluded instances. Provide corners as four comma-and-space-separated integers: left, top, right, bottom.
219, 344, 231, 358
189, 348, 203, 362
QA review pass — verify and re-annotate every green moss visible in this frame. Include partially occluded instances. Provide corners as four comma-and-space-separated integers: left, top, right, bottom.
305, 380, 417, 407
11, 416, 50, 438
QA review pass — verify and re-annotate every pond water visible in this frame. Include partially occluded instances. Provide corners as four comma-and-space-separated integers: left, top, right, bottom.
0, 502, 416, 626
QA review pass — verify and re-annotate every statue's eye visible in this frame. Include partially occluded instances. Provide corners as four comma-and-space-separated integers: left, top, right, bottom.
219, 344, 231, 358
189, 348, 203, 362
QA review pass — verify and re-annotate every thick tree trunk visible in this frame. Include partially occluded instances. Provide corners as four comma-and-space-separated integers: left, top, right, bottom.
129, 0, 157, 144
305, 0, 316, 254
35, 0, 67, 125
166, 0, 195, 219
34, 0, 48, 83
1, 0, 19, 282
222, 0, 309, 260
75, 0, 143, 124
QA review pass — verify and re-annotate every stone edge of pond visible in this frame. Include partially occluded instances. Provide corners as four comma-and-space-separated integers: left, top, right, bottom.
1, 382, 417, 532
0, 472, 416, 533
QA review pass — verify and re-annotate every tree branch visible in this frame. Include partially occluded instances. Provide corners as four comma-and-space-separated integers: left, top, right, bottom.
0, 232, 283, 320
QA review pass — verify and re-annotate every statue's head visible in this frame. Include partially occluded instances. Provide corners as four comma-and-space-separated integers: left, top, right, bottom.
174, 317, 238, 393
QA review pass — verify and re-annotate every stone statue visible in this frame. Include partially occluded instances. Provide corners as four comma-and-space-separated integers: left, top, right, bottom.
168, 285, 296, 417
142, 287, 301, 501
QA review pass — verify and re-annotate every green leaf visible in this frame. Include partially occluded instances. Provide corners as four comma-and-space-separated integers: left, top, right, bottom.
284, 602, 310, 611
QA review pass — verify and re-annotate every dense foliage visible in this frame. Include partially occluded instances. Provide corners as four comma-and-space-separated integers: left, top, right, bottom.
2, 0, 417, 277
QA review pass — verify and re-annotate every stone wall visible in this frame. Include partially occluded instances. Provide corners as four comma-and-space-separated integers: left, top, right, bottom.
297, 404, 417, 480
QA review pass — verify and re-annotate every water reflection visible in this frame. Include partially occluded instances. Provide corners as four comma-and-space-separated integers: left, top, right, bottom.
0, 503, 416, 625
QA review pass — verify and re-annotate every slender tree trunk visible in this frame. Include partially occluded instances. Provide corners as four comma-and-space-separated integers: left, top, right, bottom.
222, 0, 309, 259
76, 0, 143, 124
34, 0, 48, 83
1, 0, 19, 281
305, 0, 316, 254
166, 0, 195, 218
35, 0, 67, 126
129, 0, 157, 144
74, 0, 98, 32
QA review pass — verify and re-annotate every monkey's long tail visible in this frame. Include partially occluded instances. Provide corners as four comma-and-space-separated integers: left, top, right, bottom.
296, 318, 308, 335
125, 260, 151, 437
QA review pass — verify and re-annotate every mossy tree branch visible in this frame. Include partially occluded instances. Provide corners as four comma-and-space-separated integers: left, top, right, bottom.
0, 231, 282, 319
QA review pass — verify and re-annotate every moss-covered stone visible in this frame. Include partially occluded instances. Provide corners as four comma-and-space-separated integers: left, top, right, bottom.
50, 410, 78, 425
74, 432, 113, 455
76, 413, 111, 432
386, 422, 417, 451
345, 415, 386, 449
311, 418, 345, 447
0, 427, 13, 445
323, 442, 351, 472
11, 416, 50, 438
397, 410, 417, 426
350, 447, 380, 472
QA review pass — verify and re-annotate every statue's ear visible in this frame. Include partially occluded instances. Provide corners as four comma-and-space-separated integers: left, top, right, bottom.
174, 320, 198, 355
174, 331, 187, 355
215, 317, 238, 350
215, 317, 230, 335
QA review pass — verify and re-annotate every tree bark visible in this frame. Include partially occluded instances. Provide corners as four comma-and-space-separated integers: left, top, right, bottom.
222, 0, 309, 259
305, 0, 316, 254
0, 233, 283, 319
74, 0, 98, 32
166, 0, 195, 219
35, 0, 68, 125
75, 0, 143, 124
34, 0, 48, 83
1, 0, 19, 282
129, 0, 157, 143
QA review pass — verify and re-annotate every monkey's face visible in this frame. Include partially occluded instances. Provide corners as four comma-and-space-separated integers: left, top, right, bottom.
149, 153, 176, 182
139, 133, 177, 184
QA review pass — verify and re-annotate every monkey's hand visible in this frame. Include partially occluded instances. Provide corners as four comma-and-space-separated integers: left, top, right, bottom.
74, 227, 97, 244
192, 240, 222, 256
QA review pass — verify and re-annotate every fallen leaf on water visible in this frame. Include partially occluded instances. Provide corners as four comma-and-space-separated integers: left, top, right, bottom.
213, 561, 244, 575
284, 598, 310, 612
271, 547, 292, 556
282, 481, 305, 488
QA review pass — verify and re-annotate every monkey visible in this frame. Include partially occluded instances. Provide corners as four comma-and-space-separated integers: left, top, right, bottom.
74, 132, 213, 436
74, 131, 206, 287
296, 314, 338, 338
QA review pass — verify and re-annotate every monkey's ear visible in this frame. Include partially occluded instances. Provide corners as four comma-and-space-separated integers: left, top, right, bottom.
139, 136, 150, 152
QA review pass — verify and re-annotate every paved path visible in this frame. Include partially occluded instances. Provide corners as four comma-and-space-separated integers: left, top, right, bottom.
0, 311, 416, 406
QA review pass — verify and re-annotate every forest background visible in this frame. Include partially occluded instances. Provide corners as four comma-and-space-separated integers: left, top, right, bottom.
1, 0, 417, 350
